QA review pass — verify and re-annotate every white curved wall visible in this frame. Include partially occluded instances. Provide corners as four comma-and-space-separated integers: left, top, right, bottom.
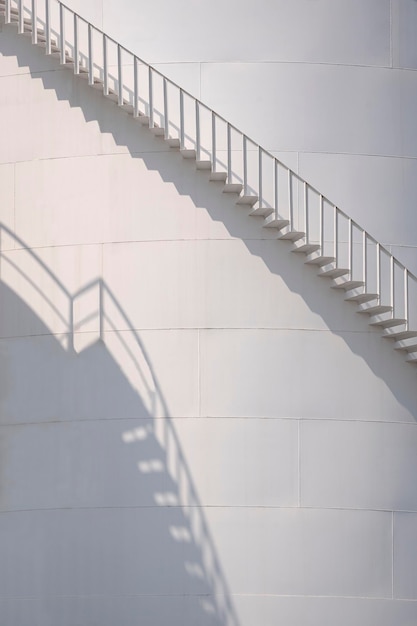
0, 5, 417, 626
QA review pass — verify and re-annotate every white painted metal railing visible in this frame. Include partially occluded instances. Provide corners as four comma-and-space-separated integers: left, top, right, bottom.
1, 0, 417, 360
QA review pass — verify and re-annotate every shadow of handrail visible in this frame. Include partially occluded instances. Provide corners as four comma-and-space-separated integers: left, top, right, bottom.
0, 222, 240, 626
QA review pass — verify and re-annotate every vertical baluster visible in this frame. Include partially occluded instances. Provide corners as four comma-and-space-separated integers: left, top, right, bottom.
390, 255, 395, 314
45, 0, 51, 55
133, 57, 139, 117
88, 24, 93, 86
31, 0, 37, 44
258, 147, 263, 208
102, 34, 108, 94
117, 44, 123, 105
274, 159, 279, 217
195, 101, 201, 161
227, 123, 232, 184
334, 206, 338, 265
288, 170, 293, 227
59, 4, 65, 65
149, 67, 154, 128
163, 79, 169, 138
348, 218, 353, 275
5, 0, 10, 24
242, 136, 248, 197
363, 231, 367, 289
73, 13, 79, 75
319, 194, 324, 252
304, 182, 308, 240
179, 89, 184, 149
211, 112, 216, 174
404, 268, 409, 328
376, 242, 381, 299
18, 0, 23, 34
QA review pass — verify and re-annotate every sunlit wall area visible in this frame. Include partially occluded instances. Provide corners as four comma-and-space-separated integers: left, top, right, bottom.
0, 3, 417, 626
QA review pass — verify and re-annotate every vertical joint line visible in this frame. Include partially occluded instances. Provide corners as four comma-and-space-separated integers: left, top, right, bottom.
59, 4, 65, 66
149, 67, 154, 128
242, 135, 247, 196
211, 111, 216, 173
103, 35, 108, 94
274, 159, 279, 219
195, 100, 200, 160
180, 89, 185, 149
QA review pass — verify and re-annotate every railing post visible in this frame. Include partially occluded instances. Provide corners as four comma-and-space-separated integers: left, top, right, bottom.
376, 241, 381, 298
102, 34, 108, 94
5, 0, 11, 24
195, 101, 201, 160
404, 268, 409, 328
149, 67, 154, 128
274, 159, 279, 214
18, 0, 23, 34
390, 255, 395, 314
117, 44, 123, 105
319, 194, 324, 252
242, 136, 248, 196
73, 13, 79, 74
179, 89, 184, 149
31, 0, 37, 44
45, 0, 51, 55
348, 218, 353, 274
288, 169, 293, 227
334, 206, 338, 265
304, 182, 308, 240
363, 231, 367, 289
227, 123, 232, 183
133, 56, 139, 117
59, 4, 65, 65
258, 147, 263, 208
211, 111, 216, 173
88, 23, 93, 86
163, 79, 169, 139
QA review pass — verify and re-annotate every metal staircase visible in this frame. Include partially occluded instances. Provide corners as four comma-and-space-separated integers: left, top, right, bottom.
1, 0, 417, 365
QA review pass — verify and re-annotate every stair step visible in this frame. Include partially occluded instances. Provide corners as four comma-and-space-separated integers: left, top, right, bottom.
383, 328, 417, 342
318, 264, 350, 279
136, 114, 150, 125
394, 338, 417, 352
357, 303, 392, 316
236, 195, 258, 206
291, 242, 321, 254
344, 289, 379, 304
249, 205, 274, 217
369, 316, 407, 329
209, 170, 227, 182
164, 137, 179, 148
150, 126, 165, 136
196, 160, 212, 170
263, 214, 290, 229
331, 278, 365, 291
277, 228, 305, 242
405, 352, 417, 364
305, 253, 335, 266
181, 149, 196, 159
121, 102, 134, 113
223, 183, 243, 194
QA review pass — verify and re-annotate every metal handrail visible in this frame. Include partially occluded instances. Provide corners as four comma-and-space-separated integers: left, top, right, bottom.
1, 0, 416, 341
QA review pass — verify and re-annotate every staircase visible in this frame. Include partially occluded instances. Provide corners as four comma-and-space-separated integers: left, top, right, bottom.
1, 0, 417, 366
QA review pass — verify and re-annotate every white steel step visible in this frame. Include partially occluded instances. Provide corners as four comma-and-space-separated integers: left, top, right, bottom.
277, 228, 305, 242
209, 171, 227, 182
181, 149, 196, 159
196, 160, 212, 170
331, 278, 365, 291
223, 183, 243, 194
236, 195, 258, 206
382, 328, 417, 342
369, 316, 407, 329
318, 264, 350, 279
305, 252, 335, 266
291, 241, 321, 254
263, 214, 290, 229
357, 302, 393, 316
344, 289, 379, 304
249, 205, 274, 217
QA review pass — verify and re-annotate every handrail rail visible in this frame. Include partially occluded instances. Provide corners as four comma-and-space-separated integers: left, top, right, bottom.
1, 0, 416, 348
